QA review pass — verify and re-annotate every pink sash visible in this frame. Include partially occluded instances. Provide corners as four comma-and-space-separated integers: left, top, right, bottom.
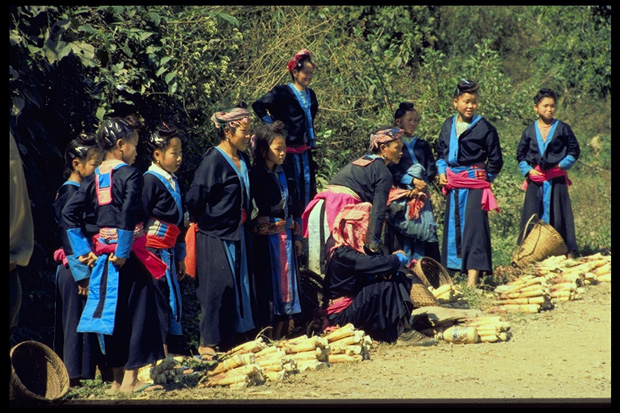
444, 168, 500, 212
522, 165, 571, 190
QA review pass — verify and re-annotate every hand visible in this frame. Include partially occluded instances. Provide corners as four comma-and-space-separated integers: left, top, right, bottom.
177, 261, 186, 281
77, 278, 89, 296
295, 240, 303, 257
78, 251, 98, 268
412, 178, 427, 192
108, 253, 126, 268
406, 188, 420, 198
528, 169, 543, 177
439, 174, 448, 186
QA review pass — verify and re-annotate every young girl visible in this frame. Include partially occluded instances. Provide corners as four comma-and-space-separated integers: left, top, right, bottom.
252, 49, 319, 241
436, 80, 503, 287
516, 88, 580, 258
53, 133, 102, 387
386, 102, 441, 263
249, 120, 303, 340
302, 126, 404, 275
60, 115, 166, 394
185, 104, 256, 359
142, 123, 186, 357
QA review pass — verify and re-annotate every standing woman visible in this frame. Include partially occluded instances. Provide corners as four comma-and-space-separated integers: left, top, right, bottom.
61, 116, 166, 394
53, 133, 102, 387
252, 49, 319, 254
386, 102, 441, 263
436, 80, 503, 287
249, 120, 303, 340
516, 88, 580, 258
302, 126, 404, 275
185, 104, 256, 358
142, 123, 186, 357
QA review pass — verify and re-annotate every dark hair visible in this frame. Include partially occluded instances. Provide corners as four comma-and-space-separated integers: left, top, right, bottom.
63, 133, 99, 179
252, 120, 287, 166
147, 122, 180, 158
215, 102, 249, 139
394, 102, 417, 122
534, 88, 557, 105
289, 55, 315, 81
453, 79, 480, 99
97, 114, 143, 150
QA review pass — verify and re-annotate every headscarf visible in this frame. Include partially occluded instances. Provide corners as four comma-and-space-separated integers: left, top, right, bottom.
287, 49, 315, 74
210, 107, 252, 131
328, 202, 372, 260
368, 127, 403, 151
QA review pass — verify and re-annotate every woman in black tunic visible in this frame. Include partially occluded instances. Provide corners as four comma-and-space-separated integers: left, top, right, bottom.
516, 88, 580, 257
302, 126, 404, 275
436, 80, 503, 287
323, 202, 437, 346
61, 116, 166, 394
185, 104, 256, 358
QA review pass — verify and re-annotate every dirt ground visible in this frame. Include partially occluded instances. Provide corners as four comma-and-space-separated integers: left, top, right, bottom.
19, 277, 610, 408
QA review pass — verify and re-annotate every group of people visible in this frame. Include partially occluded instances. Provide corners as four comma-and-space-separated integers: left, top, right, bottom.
33, 48, 580, 393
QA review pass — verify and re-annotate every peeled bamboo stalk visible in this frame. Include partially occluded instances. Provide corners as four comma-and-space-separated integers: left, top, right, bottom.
494, 295, 548, 305
286, 336, 320, 354
328, 354, 364, 363
592, 263, 611, 275
226, 338, 266, 356
597, 273, 611, 282
207, 372, 250, 386
209, 353, 255, 376
500, 287, 547, 299
549, 282, 577, 291
330, 331, 364, 347
263, 370, 288, 382
549, 290, 572, 299
225, 363, 261, 377
324, 323, 356, 342
487, 303, 540, 313
429, 284, 452, 298
297, 359, 328, 372
463, 316, 502, 326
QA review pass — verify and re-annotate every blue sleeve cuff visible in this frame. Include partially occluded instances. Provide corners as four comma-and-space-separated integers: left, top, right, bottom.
66, 228, 91, 257
436, 159, 447, 176
175, 242, 186, 261
400, 174, 413, 186
115, 229, 134, 259
66, 255, 91, 281
261, 115, 274, 124
518, 160, 533, 177
558, 155, 576, 170
487, 172, 498, 182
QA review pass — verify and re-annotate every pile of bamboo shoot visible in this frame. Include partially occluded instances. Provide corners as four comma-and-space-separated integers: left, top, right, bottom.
428, 284, 470, 309
137, 355, 194, 385
461, 315, 511, 343
487, 275, 552, 313
323, 323, 373, 363
536, 253, 611, 285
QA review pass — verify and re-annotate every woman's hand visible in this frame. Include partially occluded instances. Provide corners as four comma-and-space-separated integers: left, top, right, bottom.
77, 278, 89, 296
528, 168, 543, 177
78, 251, 98, 268
295, 240, 303, 257
412, 178, 427, 192
177, 261, 186, 281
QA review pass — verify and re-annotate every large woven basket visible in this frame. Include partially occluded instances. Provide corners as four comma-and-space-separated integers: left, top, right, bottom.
402, 268, 439, 308
412, 256, 452, 289
10, 341, 70, 402
512, 214, 568, 268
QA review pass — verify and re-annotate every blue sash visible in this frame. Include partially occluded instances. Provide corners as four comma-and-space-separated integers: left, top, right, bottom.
144, 170, 183, 226
534, 120, 559, 223
288, 83, 315, 147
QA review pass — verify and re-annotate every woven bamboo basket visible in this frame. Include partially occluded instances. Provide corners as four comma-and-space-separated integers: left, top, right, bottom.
10, 341, 70, 402
512, 214, 568, 268
412, 256, 453, 289
404, 269, 440, 308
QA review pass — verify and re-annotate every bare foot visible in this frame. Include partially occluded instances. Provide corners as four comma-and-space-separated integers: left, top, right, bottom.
198, 346, 216, 360
119, 380, 164, 394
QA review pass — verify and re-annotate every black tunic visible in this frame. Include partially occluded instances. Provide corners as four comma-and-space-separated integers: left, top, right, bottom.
515, 120, 580, 250
329, 156, 393, 249
61, 164, 165, 370
324, 248, 413, 343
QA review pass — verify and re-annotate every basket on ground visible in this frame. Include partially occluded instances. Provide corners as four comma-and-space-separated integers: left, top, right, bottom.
512, 214, 568, 268
10, 340, 70, 402
403, 268, 440, 308
412, 256, 452, 289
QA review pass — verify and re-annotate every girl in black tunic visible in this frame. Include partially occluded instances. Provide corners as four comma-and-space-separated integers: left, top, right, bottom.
185, 104, 256, 358
142, 123, 187, 357
53, 133, 102, 387
386, 102, 441, 263
516, 88, 580, 257
61, 116, 166, 394
436, 80, 503, 287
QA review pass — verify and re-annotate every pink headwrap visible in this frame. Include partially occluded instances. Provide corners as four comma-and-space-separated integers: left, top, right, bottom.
210, 107, 251, 130
287, 49, 315, 74
328, 202, 372, 260
368, 127, 403, 151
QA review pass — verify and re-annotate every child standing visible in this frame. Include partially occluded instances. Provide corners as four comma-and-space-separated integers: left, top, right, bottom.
252, 49, 319, 266
436, 80, 503, 287
142, 123, 186, 357
53, 133, 102, 387
60, 116, 166, 394
386, 102, 441, 263
516, 88, 580, 258
249, 120, 303, 340
185, 104, 256, 358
